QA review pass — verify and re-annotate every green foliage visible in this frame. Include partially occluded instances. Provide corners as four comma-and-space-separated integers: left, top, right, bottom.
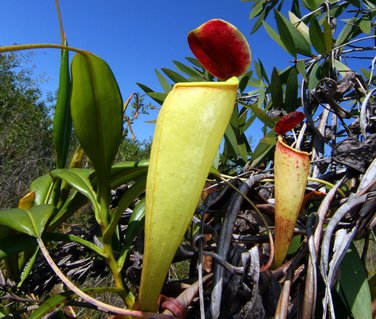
0, 53, 53, 208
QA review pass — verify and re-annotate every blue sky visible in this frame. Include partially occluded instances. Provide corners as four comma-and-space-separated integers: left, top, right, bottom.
0, 1, 290, 140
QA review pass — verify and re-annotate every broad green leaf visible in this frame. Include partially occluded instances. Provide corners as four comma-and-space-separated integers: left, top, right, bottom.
18, 246, 39, 288
334, 59, 352, 76
274, 11, 297, 57
136, 82, 166, 104
287, 235, 302, 254
48, 191, 88, 230
359, 16, 372, 34
0, 235, 36, 259
70, 53, 123, 195
239, 71, 252, 93
224, 107, 249, 163
338, 243, 372, 319
124, 197, 146, 249
271, 68, 284, 109
0, 205, 55, 237
110, 160, 149, 175
185, 56, 202, 68
360, 67, 373, 84
335, 18, 360, 46
301, 0, 321, 10
110, 161, 148, 189
30, 174, 53, 205
155, 69, 171, 93
285, 68, 299, 112
29, 293, 68, 319
309, 17, 327, 55
263, 21, 288, 54
251, 9, 267, 34
249, 1, 266, 19
275, 10, 312, 57
147, 91, 167, 104
53, 47, 72, 169
291, 0, 302, 17
288, 11, 310, 43
308, 60, 330, 91
296, 60, 307, 81
29, 287, 122, 319
250, 130, 276, 167
173, 60, 202, 78
162, 68, 188, 83
50, 168, 100, 222
254, 58, 270, 84
118, 197, 146, 270
323, 19, 333, 53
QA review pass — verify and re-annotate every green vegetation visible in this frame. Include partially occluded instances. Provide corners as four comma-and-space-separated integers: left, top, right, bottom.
0, 53, 53, 208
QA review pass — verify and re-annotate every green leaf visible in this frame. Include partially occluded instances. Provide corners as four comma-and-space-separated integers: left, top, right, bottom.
29, 287, 122, 319
48, 191, 88, 230
301, 0, 320, 10
308, 60, 330, 91
274, 11, 297, 57
285, 67, 299, 112
251, 9, 267, 34
30, 174, 53, 205
239, 71, 252, 93
0, 234, 36, 259
254, 58, 270, 84
53, 47, 72, 169
173, 60, 202, 78
309, 17, 327, 55
118, 198, 146, 270
238, 101, 275, 129
333, 59, 352, 76
288, 11, 310, 43
275, 10, 312, 57
136, 82, 165, 104
323, 19, 333, 53
161, 68, 188, 83
185, 56, 202, 69
249, 1, 266, 19
50, 169, 100, 222
155, 69, 171, 93
110, 161, 148, 189
287, 235, 302, 254
70, 53, 123, 195
147, 91, 167, 104
271, 68, 284, 109
250, 130, 276, 167
335, 18, 360, 46
338, 243, 372, 319
359, 16, 372, 34
0, 205, 55, 237
223, 108, 249, 163
263, 21, 288, 54
296, 60, 307, 81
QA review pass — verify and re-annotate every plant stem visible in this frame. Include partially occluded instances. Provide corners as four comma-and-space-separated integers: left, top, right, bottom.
99, 197, 135, 309
0, 43, 88, 54
55, 0, 66, 44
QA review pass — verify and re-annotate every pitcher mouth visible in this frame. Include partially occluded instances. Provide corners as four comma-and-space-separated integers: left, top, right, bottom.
173, 76, 239, 89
